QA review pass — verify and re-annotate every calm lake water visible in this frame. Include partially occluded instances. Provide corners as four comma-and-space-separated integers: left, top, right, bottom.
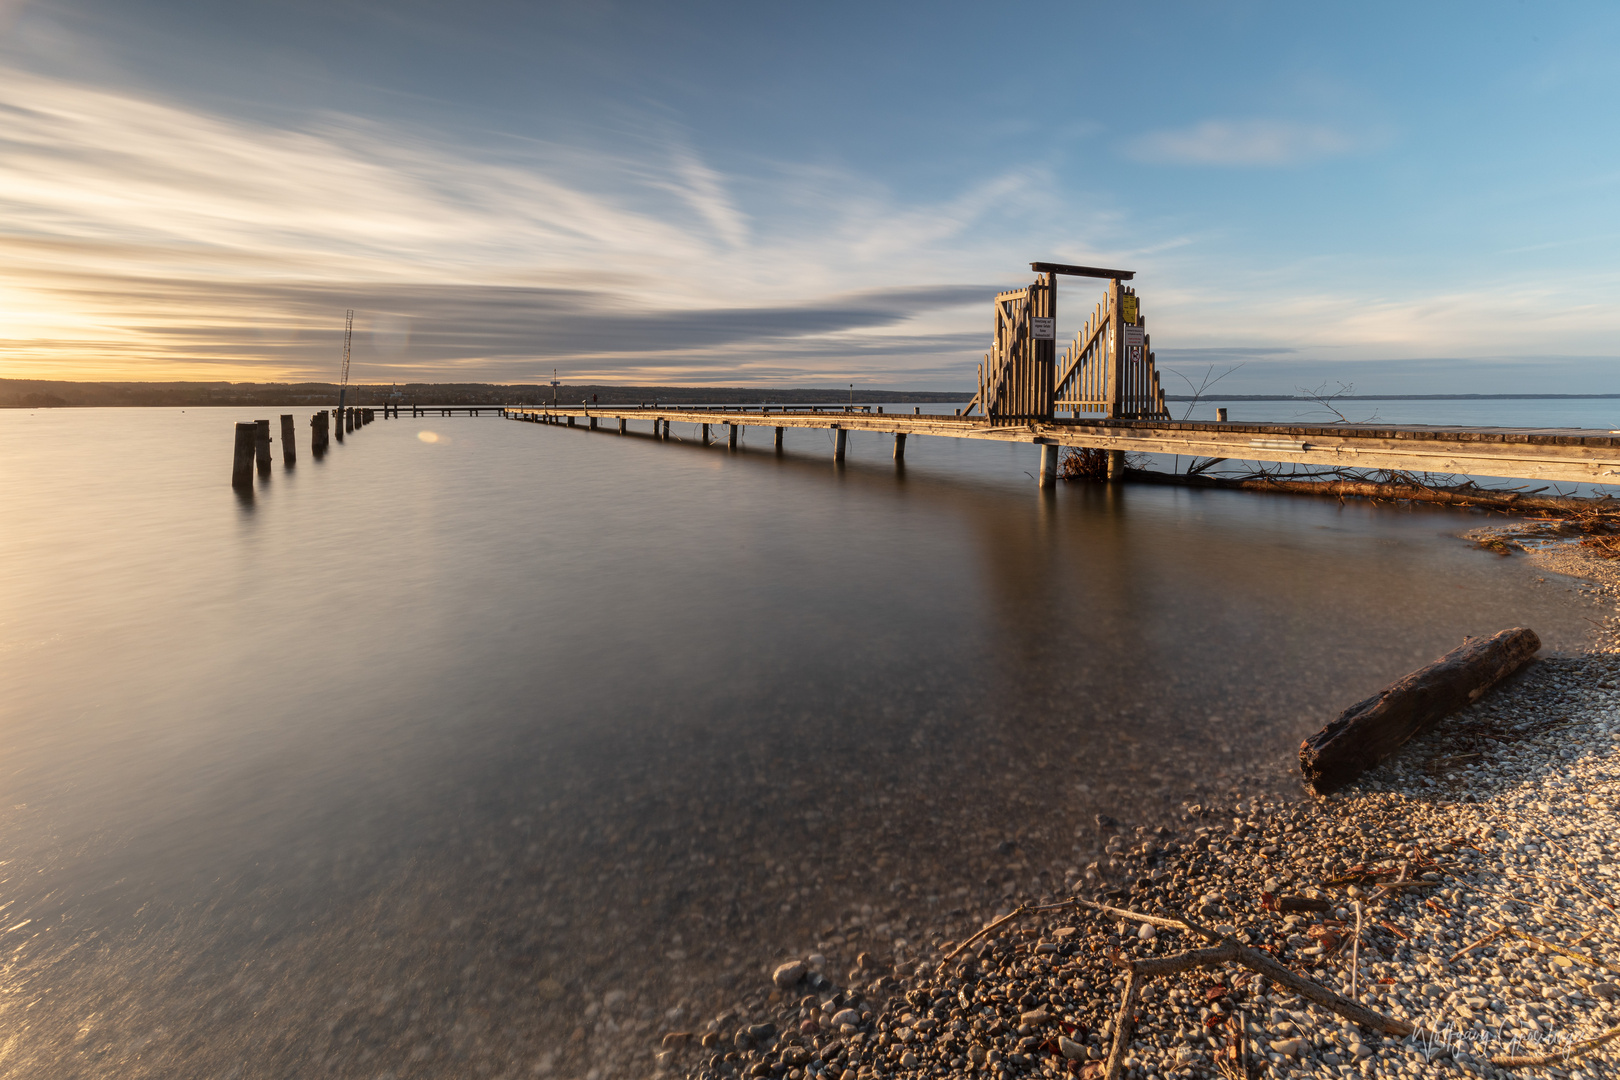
0, 404, 1607, 1078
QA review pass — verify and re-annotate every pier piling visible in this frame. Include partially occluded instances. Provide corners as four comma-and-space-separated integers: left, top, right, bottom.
254, 420, 271, 474
1039, 443, 1058, 488
232, 423, 257, 488
1106, 449, 1124, 482
894, 433, 907, 461
774, 426, 784, 451
280, 415, 296, 466
833, 426, 846, 463
728, 424, 738, 449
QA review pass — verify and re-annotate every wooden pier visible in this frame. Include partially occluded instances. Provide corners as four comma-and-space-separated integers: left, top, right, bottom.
498, 261, 1620, 488
500, 404, 1620, 486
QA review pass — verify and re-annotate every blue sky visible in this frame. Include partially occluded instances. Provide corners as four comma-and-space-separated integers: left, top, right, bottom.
3, 0, 1619, 391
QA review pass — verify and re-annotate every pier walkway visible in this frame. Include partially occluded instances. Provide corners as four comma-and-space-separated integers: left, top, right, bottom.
498, 403, 1620, 486
494, 261, 1619, 488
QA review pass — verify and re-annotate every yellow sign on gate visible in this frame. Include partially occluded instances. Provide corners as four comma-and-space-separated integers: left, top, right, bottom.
1121, 295, 1139, 324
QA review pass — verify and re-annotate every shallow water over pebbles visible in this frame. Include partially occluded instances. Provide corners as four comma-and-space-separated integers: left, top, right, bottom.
0, 407, 1602, 1077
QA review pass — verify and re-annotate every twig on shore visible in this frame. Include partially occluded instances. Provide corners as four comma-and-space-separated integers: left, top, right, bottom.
1506, 928, 1620, 976
1079, 900, 1414, 1080
1449, 925, 1508, 963
941, 900, 1075, 961
1491, 1024, 1620, 1068
1351, 902, 1363, 998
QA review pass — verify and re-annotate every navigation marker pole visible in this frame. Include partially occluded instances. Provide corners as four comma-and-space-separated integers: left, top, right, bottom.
337, 309, 353, 438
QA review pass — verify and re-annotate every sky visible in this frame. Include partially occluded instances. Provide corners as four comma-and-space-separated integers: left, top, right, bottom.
3, 0, 1620, 392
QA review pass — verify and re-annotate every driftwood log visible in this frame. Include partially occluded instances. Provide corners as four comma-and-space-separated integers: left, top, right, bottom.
1299, 627, 1540, 793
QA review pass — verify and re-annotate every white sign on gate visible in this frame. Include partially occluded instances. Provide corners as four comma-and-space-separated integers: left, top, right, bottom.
1124, 326, 1144, 347
1030, 317, 1055, 340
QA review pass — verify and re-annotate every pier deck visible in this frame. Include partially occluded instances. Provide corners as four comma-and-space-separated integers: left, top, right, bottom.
500, 404, 1620, 486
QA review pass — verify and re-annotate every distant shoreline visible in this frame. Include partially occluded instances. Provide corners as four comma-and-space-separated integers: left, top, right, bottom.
0, 379, 971, 409
4, 378, 1619, 409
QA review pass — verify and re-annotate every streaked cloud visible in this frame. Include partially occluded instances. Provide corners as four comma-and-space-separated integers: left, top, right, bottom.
0, 65, 1123, 384
1124, 119, 1359, 166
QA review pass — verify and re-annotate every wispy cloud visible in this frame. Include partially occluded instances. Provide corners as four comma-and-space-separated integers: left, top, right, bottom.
1124, 119, 1359, 167
0, 66, 1131, 383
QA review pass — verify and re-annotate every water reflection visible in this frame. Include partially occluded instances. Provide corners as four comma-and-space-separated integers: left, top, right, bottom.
0, 409, 1601, 1078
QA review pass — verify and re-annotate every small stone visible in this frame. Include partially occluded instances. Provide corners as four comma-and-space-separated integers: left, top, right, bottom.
831, 1009, 861, 1029
773, 961, 807, 989
899, 1052, 918, 1067
1058, 1036, 1085, 1060
1138, 923, 1156, 941
1019, 1009, 1048, 1025
1269, 1039, 1302, 1056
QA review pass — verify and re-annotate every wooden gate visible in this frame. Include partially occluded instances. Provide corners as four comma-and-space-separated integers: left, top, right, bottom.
963, 263, 1169, 423
1054, 279, 1169, 420
966, 276, 1055, 424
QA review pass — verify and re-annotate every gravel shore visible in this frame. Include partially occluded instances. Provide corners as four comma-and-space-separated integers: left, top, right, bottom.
660, 546, 1620, 1080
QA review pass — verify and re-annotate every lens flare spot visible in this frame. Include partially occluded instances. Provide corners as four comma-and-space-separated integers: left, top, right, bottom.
417, 430, 441, 443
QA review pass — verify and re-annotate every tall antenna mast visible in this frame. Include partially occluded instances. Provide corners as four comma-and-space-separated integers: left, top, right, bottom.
337, 309, 353, 413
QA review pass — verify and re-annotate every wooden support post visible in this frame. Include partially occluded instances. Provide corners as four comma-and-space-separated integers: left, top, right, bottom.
833, 426, 846, 462
774, 426, 784, 450
1216, 407, 1229, 422
567, 415, 576, 427
894, 432, 906, 461
1039, 443, 1058, 488
618, 417, 627, 434
728, 423, 738, 448
701, 423, 710, 445
1107, 277, 1124, 419
1106, 449, 1124, 481
232, 423, 256, 488
254, 419, 271, 473
280, 415, 296, 465
589, 415, 597, 430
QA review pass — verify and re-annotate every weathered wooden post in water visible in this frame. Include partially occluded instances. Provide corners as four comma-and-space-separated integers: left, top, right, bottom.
1039, 443, 1058, 488
344, 408, 353, 434
833, 425, 846, 463
728, 423, 738, 449
894, 432, 907, 461
280, 415, 296, 466
310, 411, 327, 453
701, 423, 710, 445
254, 420, 271, 474
774, 426, 784, 451
232, 423, 257, 488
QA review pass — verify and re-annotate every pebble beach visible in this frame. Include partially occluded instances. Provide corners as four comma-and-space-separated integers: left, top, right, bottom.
654, 544, 1620, 1080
